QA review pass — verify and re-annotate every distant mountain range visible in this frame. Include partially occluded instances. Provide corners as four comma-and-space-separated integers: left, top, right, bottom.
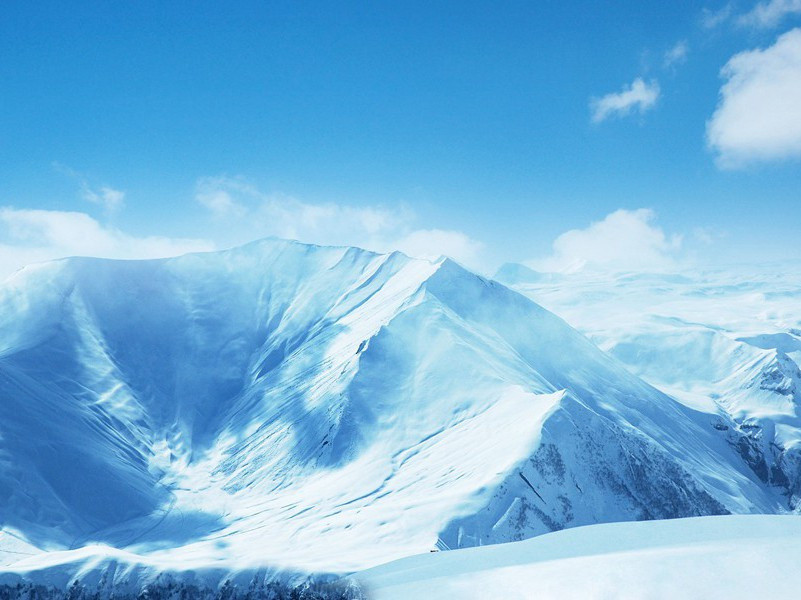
496, 262, 801, 507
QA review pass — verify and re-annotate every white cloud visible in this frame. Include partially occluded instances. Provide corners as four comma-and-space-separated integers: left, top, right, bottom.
706, 28, 801, 167
193, 176, 485, 269
0, 208, 213, 279
664, 40, 689, 68
531, 209, 682, 273
590, 78, 660, 123
739, 0, 801, 28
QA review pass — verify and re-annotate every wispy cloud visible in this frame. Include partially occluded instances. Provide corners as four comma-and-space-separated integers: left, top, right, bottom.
0, 208, 212, 279
53, 162, 125, 213
81, 185, 125, 213
590, 78, 660, 123
739, 0, 801, 28
193, 176, 485, 269
706, 28, 801, 168
531, 209, 682, 273
195, 177, 249, 218
702, 4, 733, 28
664, 40, 689, 69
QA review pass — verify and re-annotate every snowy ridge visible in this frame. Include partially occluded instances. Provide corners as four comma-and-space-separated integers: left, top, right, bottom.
0, 240, 795, 584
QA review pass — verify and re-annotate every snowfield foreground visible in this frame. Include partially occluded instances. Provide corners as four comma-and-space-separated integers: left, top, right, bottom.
357, 514, 801, 600
0, 240, 799, 589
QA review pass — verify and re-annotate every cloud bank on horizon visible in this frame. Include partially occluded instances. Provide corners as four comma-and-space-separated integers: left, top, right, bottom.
0, 202, 695, 280
194, 175, 485, 267
0, 176, 486, 279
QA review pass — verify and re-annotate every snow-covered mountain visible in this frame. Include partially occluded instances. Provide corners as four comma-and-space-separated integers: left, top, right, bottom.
0, 241, 795, 582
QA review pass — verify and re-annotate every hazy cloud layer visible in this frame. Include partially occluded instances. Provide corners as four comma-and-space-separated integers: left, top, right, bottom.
707, 28, 801, 167
590, 78, 660, 123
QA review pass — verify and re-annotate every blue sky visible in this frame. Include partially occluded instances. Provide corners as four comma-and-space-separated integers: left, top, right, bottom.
1, 1, 800, 276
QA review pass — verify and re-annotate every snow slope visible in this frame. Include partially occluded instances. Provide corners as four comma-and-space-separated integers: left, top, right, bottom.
357, 514, 801, 599
0, 241, 793, 582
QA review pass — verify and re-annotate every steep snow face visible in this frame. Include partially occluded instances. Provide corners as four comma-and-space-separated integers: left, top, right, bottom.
357, 514, 801, 600
497, 264, 801, 508
0, 241, 788, 577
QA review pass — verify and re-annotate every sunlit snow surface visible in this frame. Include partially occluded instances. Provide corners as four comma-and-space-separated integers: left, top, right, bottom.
357, 514, 801, 599
0, 242, 799, 586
